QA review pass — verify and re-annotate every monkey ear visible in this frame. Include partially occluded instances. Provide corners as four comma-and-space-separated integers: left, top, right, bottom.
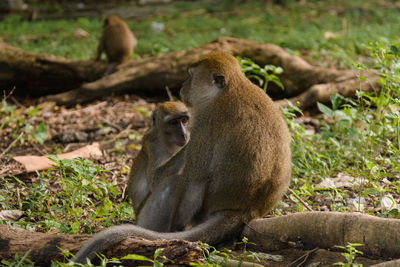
213, 74, 226, 89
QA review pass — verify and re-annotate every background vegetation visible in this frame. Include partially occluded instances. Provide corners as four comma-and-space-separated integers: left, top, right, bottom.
1, 0, 400, 265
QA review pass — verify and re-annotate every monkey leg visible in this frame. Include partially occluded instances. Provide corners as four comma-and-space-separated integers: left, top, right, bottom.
72, 211, 243, 264
102, 62, 119, 76
135, 177, 181, 232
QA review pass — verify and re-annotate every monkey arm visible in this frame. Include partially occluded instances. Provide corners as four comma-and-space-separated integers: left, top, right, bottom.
72, 210, 243, 264
147, 146, 186, 190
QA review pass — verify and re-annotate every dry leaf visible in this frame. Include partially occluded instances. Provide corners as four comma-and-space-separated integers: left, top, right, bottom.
13, 143, 102, 173
323, 31, 341, 40
381, 194, 397, 210
74, 28, 89, 39
0, 210, 22, 221
316, 173, 362, 189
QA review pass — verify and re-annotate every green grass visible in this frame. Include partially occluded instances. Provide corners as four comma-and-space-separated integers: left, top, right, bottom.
1, 0, 400, 67
282, 41, 400, 214
0, 157, 134, 234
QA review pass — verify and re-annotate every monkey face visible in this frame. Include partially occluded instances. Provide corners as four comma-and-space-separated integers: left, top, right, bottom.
180, 64, 224, 107
164, 115, 190, 147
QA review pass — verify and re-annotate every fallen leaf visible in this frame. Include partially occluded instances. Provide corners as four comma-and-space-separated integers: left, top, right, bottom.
0, 210, 22, 221
13, 143, 102, 173
74, 28, 89, 39
315, 173, 363, 189
381, 194, 397, 210
324, 31, 341, 40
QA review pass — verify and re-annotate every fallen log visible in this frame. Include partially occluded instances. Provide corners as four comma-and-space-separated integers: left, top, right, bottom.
243, 212, 400, 259
0, 224, 203, 265
0, 38, 379, 109
0, 41, 107, 96
1, 213, 397, 266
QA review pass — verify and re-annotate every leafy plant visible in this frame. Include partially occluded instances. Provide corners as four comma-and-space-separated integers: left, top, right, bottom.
235, 237, 256, 254
191, 242, 231, 267
0, 157, 133, 234
122, 248, 170, 267
0, 100, 48, 144
333, 243, 364, 267
237, 56, 284, 92
1, 250, 34, 267
278, 42, 400, 215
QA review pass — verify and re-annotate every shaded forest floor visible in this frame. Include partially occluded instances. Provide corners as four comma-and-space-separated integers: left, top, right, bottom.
0, 95, 394, 266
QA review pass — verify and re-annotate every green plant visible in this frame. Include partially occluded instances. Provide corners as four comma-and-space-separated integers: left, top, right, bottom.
46, 156, 133, 234
237, 56, 284, 92
278, 42, 400, 215
3, 1, 400, 67
191, 242, 230, 267
235, 237, 256, 254
122, 248, 170, 267
333, 243, 364, 267
0, 100, 48, 144
1, 250, 34, 267
0, 157, 133, 234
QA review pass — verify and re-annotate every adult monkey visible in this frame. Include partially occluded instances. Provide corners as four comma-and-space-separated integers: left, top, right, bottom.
72, 51, 291, 263
96, 15, 137, 75
127, 101, 190, 218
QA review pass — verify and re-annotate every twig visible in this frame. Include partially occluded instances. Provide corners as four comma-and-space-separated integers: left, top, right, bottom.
0, 132, 24, 158
288, 188, 313, 211
10, 96, 23, 108
288, 247, 319, 267
100, 124, 133, 145
2, 86, 16, 101
121, 183, 127, 200
165, 86, 174, 101
244, 221, 266, 237
100, 118, 123, 132
63, 142, 85, 153
61, 101, 108, 116
30, 141, 48, 156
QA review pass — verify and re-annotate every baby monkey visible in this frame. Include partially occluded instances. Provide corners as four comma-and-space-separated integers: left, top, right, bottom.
127, 101, 190, 217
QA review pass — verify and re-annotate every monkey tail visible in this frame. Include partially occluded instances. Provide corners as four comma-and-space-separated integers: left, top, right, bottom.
72, 224, 149, 263
72, 211, 243, 263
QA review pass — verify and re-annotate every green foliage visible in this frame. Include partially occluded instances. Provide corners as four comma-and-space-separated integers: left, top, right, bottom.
0, 157, 133, 234
190, 242, 231, 267
334, 243, 364, 267
1, 0, 400, 65
0, 100, 48, 144
281, 42, 400, 214
1, 250, 34, 267
122, 248, 170, 267
235, 237, 256, 254
54, 253, 121, 267
237, 57, 284, 92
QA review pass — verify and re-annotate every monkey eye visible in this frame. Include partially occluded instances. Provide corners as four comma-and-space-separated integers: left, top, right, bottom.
181, 116, 189, 124
169, 119, 179, 126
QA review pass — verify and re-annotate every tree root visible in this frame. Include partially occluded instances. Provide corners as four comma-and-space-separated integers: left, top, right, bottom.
0, 38, 379, 109
243, 212, 400, 259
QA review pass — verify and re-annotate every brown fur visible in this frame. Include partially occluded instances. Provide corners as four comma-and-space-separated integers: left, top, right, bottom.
96, 15, 136, 74
127, 101, 189, 217
72, 51, 291, 263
